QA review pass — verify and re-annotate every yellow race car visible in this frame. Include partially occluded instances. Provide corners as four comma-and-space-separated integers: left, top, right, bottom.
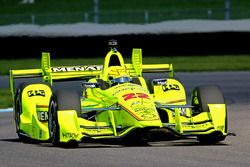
10, 40, 230, 147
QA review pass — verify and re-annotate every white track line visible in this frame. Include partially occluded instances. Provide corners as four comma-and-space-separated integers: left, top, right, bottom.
0, 108, 13, 113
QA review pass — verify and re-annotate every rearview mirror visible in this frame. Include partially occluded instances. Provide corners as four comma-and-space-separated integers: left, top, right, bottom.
151, 78, 167, 86
82, 82, 100, 89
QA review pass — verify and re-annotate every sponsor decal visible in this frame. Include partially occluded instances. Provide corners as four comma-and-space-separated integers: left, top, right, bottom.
37, 111, 48, 121
134, 106, 157, 120
184, 122, 210, 129
152, 79, 167, 85
141, 113, 157, 119
112, 87, 133, 95
62, 132, 79, 138
27, 90, 45, 97
83, 82, 99, 88
155, 81, 166, 85
120, 103, 159, 121
162, 84, 180, 91
51, 65, 102, 72
112, 84, 145, 95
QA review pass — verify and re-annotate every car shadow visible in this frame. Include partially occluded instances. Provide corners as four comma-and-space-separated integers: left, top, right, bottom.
0, 138, 20, 143
0, 138, 230, 149
148, 139, 229, 147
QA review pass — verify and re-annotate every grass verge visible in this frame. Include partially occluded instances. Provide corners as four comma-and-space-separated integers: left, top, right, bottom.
1, 55, 250, 109
1, 55, 250, 75
0, 88, 12, 109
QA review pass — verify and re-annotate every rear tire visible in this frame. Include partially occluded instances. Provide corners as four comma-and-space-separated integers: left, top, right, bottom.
48, 89, 81, 147
191, 85, 227, 144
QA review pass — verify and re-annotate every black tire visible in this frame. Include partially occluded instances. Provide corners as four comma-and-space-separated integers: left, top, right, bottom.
48, 89, 81, 147
14, 83, 30, 141
191, 85, 225, 114
191, 85, 227, 144
197, 132, 226, 145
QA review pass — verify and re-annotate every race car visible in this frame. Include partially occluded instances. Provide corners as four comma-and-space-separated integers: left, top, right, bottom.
10, 40, 230, 147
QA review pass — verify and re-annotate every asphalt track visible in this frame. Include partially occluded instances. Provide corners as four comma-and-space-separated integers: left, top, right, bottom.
0, 72, 250, 167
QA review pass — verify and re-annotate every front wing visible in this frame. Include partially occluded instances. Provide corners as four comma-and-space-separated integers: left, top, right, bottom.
55, 104, 227, 143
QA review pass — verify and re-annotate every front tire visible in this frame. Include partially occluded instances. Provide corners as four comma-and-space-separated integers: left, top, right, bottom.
48, 89, 81, 147
48, 96, 60, 146
191, 85, 225, 114
14, 83, 30, 141
197, 132, 226, 145
191, 85, 227, 144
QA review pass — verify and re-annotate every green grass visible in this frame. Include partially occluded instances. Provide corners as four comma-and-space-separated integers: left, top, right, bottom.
0, 88, 12, 109
1, 55, 250, 75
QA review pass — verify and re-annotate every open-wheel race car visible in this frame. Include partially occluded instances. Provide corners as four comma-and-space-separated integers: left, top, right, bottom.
10, 40, 231, 147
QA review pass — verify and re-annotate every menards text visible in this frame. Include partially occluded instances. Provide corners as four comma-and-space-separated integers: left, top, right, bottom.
52, 66, 102, 72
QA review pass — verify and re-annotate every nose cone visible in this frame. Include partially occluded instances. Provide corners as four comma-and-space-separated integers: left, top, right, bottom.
111, 83, 160, 122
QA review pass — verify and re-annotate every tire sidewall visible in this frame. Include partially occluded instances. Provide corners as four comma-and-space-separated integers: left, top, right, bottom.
192, 85, 225, 113
48, 94, 60, 146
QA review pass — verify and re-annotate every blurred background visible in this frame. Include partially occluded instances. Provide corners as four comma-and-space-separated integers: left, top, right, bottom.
0, 0, 250, 59
1, 0, 250, 108
0, 0, 249, 25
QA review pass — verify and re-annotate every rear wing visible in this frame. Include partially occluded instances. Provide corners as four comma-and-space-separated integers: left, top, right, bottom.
9, 52, 103, 98
128, 48, 174, 77
9, 49, 174, 99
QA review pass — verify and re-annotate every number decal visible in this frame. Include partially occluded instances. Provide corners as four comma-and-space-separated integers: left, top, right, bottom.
123, 93, 149, 101
136, 93, 150, 99
122, 93, 136, 101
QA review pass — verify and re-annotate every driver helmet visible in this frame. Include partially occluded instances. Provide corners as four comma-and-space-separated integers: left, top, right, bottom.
112, 76, 131, 85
